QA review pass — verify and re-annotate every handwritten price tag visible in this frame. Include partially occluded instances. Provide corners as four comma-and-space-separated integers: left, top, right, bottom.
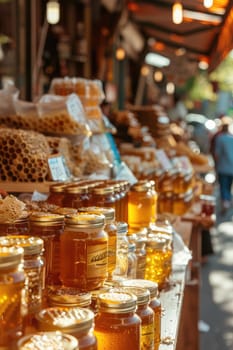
48, 154, 71, 181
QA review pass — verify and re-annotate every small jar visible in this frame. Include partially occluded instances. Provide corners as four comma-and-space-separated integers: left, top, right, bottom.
145, 236, 168, 289
62, 185, 90, 209
128, 180, 156, 230
17, 331, 79, 350
158, 192, 173, 214
95, 291, 141, 350
120, 279, 161, 347
47, 286, 92, 309
127, 243, 137, 279
0, 246, 25, 348
115, 286, 154, 350
78, 207, 117, 281
0, 215, 29, 236
173, 189, 193, 215
35, 307, 97, 350
61, 213, 108, 291
89, 184, 116, 210
112, 222, 129, 280
0, 235, 44, 313
29, 212, 65, 287
200, 194, 216, 216
47, 182, 68, 207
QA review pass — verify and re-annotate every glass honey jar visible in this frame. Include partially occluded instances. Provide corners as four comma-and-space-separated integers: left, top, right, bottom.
78, 207, 117, 281
60, 213, 108, 291
95, 291, 141, 350
0, 246, 25, 349
159, 168, 177, 193
172, 189, 193, 215
47, 182, 68, 207
17, 331, 79, 350
145, 235, 168, 289
29, 212, 65, 288
153, 169, 164, 193
120, 279, 161, 348
89, 184, 116, 210
114, 286, 154, 350
112, 222, 129, 280
47, 287, 92, 309
128, 180, 156, 230
62, 184, 90, 209
158, 191, 173, 214
0, 215, 29, 236
117, 180, 129, 223
0, 235, 44, 313
149, 180, 158, 222
35, 307, 97, 350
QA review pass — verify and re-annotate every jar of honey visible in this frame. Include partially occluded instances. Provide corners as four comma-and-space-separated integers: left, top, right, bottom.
145, 235, 168, 289
47, 182, 68, 207
115, 286, 154, 350
0, 215, 29, 236
47, 286, 92, 308
153, 169, 164, 193
112, 222, 129, 280
120, 279, 161, 348
158, 192, 173, 214
35, 307, 97, 350
105, 180, 121, 221
200, 194, 216, 216
0, 246, 25, 349
89, 184, 116, 210
128, 180, 156, 230
29, 212, 65, 288
0, 235, 44, 313
17, 331, 79, 350
95, 291, 141, 350
159, 169, 177, 193
149, 180, 158, 222
78, 207, 117, 281
172, 189, 193, 215
61, 213, 108, 291
117, 180, 129, 223
62, 184, 90, 209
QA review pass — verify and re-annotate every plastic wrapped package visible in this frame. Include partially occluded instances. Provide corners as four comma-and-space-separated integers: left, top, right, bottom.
37, 93, 91, 136
12, 98, 39, 131
0, 82, 19, 128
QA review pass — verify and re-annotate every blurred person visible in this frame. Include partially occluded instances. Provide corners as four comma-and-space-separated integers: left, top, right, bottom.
214, 122, 233, 212
209, 116, 232, 164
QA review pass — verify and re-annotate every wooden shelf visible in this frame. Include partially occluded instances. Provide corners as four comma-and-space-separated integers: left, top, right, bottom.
0, 181, 53, 193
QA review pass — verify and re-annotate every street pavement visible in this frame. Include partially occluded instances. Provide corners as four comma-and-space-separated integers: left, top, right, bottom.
200, 190, 233, 350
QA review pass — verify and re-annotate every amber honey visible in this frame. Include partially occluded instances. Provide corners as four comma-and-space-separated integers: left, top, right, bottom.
60, 213, 108, 291
78, 207, 117, 281
172, 189, 193, 215
117, 180, 129, 223
62, 184, 90, 209
94, 291, 141, 350
89, 184, 116, 210
17, 331, 79, 350
35, 307, 97, 350
29, 213, 65, 287
0, 246, 25, 349
0, 215, 29, 236
158, 192, 173, 214
47, 182, 68, 207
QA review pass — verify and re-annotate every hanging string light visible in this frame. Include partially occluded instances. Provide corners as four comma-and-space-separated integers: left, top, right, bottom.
203, 0, 213, 8
172, 2, 183, 24
46, 0, 60, 24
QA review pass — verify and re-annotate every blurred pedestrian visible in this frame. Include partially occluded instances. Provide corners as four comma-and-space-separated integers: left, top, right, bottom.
214, 122, 233, 212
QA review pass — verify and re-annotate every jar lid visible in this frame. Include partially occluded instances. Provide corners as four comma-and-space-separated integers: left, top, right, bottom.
17, 331, 79, 350
131, 181, 151, 192
97, 291, 137, 313
112, 286, 150, 306
53, 207, 78, 216
0, 235, 44, 256
116, 221, 128, 235
50, 182, 68, 193
35, 307, 94, 334
146, 236, 167, 250
120, 279, 159, 298
0, 246, 23, 269
91, 185, 114, 195
78, 206, 115, 222
29, 212, 64, 224
48, 287, 91, 308
149, 221, 173, 236
64, 185, 89, 194
65, 213, 105, 228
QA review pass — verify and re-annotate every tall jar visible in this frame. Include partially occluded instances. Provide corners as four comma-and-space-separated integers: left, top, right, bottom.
0, 246, 25, 349
60, 213, 108, 291
29, 212, 65, 288
35, 307, 97, 350
46, 182, 68, 207
17, 331, 79, 350
120, 279, 161, 349
0, 235, 44, 313
62, 184, 90, 209
112, 222, 129, 280
78, 207, 117, 281
128, 180, 155, 230
0, 215, 29, 236
95, 291, 141, 350
116, 286, 154, 350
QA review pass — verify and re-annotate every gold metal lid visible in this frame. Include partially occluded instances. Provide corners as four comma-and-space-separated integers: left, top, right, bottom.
0, 246, 23, 269
0, 235, 44, 256
78, 206, 115, 223
35, 307, 94, 334
91, 185, 114, 195
29, 212, 64, 224
98, 291, 137, 313
65, 213, 105, 228
48, 287, 91, 308
120, 279, 159, 299
50, 182, 69, 193
112, 286, 150, 306
53, 207, 78, 216
64, 185, 89, 194
17, 331, 79, 350
131, 180, 151, 192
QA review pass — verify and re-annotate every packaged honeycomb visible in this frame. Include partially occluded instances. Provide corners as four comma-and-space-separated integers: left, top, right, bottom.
0, 127, 50, 182
0, 82, 19, 117
13, 98, 39, 131
37, 93, 91, 136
